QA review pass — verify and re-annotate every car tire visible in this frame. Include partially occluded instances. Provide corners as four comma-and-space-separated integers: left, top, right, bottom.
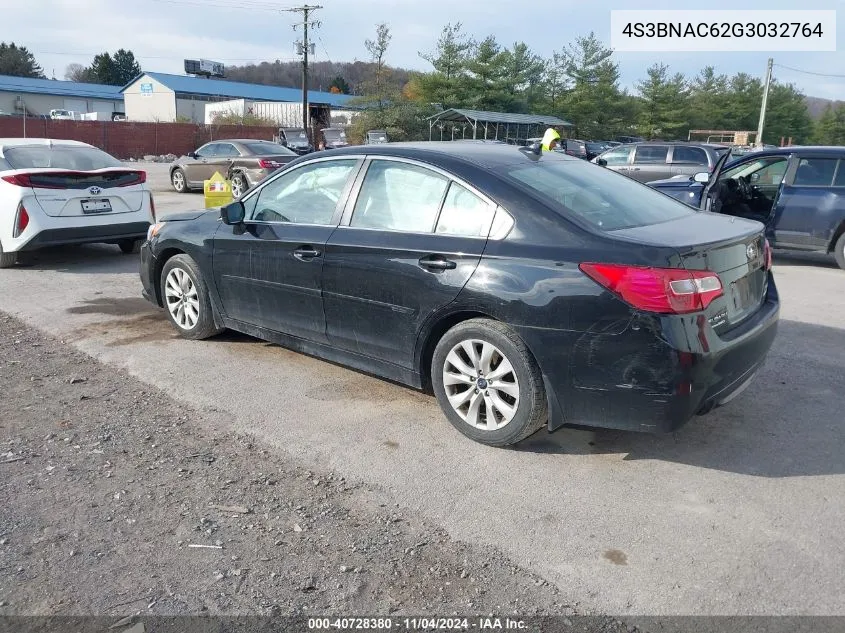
160, 254, 223, 340
431, 318, 547, 447
834, 233, 845, 270
171, 168, 188, 194
118, 239, 141, 255
230, 173, 247, 200
0, 242, 17, 269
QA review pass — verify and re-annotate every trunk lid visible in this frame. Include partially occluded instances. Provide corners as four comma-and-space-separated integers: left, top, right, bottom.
610, 212, 769, 331
8, 168, 146, 217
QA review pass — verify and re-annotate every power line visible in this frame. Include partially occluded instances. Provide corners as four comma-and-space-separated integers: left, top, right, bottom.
35, 50, 298, 63
773, 63, 845, 79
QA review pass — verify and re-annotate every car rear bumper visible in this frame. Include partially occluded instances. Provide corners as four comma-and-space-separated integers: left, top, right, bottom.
17, 221, 150, 251
520, 275, 780, 433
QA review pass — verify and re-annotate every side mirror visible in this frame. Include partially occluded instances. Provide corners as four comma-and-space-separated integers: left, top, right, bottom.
220, 201, 245, 225
693, 172, 710, 183
597, 158, 608, 167
188, 151, 198, 159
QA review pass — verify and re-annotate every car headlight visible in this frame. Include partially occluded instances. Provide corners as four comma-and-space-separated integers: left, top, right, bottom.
147, 222, 165, 240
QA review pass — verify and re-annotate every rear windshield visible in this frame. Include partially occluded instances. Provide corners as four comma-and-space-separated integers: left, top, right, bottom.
4, 145, 122, 170
242, 141, 296, 156
505, 158, 695, 231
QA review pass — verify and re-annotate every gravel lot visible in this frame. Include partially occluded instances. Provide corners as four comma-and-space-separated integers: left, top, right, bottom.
0, 314, 631, 627
0, 166, 843, 619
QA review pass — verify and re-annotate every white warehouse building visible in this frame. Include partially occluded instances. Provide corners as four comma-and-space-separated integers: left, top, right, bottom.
0, 74, 124, 118
122, 72, 355, 124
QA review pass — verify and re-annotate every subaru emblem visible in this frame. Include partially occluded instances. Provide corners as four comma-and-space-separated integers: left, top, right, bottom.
746, 243, 758, 260
88, 186, 102, 195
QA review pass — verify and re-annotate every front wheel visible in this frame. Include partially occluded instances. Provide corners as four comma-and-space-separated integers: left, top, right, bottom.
160, 254, 223, 340
171, 168, 188, 193
431, 318, 547, 447
834, 233, 845, 270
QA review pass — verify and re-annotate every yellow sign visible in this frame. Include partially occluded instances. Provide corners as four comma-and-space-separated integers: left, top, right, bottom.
203, 171, 233, 208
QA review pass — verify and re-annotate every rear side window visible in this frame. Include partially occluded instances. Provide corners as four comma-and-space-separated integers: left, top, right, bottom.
506, 158, 694, 231
672, 146, 708, 164
435, 182, 496, 237
633, 145, 669, 164
242, 141, 295, 156
4, 145, 122, 170
351, 160, 449, 233
793, 158, 838, 186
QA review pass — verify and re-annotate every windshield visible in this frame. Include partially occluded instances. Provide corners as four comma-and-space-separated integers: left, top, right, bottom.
505, 158, 695, 231
242, 141, 296, 156
323, 129, 346, 141
368, 132, 387, 141
4, 145, 123, 170
283, 129, 308, 141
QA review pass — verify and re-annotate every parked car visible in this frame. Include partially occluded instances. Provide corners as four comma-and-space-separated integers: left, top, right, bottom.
169, 139, 298, 199
593, 142, 729, 183
49, 109, 74, 120
140, 142, 779, 446
647, 146, 845, 269
318, 127, 349, 150
0, 138, 153, 268
278, 128, 313, 155
366, 130, 389, 144
584, 141, 611, 160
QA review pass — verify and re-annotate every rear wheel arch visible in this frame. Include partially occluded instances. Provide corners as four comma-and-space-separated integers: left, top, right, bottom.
827, 220, 845, 254
417, 310, 491, 393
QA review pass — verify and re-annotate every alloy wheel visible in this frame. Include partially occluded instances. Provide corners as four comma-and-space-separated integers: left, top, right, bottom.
442, 339, 520, 431
231, 175, 245, 199
172, 170, 185, 192
164, 267, 200, 330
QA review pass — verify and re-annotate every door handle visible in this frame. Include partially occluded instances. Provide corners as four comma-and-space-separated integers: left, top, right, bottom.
294, 246, 322, 260
418, 256, 456, 271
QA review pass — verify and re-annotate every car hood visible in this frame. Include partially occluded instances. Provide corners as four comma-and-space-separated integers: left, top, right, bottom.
158, 209, 214, 222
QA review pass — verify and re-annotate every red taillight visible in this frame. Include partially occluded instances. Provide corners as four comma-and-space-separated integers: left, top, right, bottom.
13, 204, 29, 238
1, 170, 145, 188
258, 159, 280, 169
764, 238, 772, 270
579, 263, 723, 314
149, 192, 156, 222
2, 174, 43, 188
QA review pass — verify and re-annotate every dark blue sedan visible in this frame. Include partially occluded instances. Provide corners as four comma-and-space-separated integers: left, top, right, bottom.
648, 146, 845, 269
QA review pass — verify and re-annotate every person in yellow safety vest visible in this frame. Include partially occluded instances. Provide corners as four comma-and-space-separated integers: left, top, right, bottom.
541, 127, 561, 152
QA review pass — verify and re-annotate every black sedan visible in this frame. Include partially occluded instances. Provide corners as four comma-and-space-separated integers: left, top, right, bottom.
140, 142, 779, 446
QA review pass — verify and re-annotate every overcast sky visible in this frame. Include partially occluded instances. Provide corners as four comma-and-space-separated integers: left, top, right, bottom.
8, 0, 845, 99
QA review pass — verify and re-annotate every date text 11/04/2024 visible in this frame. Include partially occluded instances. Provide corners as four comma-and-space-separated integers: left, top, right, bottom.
307, 617, 528, 630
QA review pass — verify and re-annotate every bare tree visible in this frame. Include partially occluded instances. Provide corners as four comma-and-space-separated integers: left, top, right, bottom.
365, 23, 392, 110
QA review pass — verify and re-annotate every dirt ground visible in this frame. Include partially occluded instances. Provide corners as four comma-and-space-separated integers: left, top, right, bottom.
0, 313, 642, 632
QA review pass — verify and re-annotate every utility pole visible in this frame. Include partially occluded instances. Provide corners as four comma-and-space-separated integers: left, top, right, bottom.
287, 4, 322, 143
756, 57, 773, 148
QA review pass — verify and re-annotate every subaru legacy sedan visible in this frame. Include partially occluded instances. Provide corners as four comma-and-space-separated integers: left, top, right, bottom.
648, 146, 845, 269
140, 142, 779, 446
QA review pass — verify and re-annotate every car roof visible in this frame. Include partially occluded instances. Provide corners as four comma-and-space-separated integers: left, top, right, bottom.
315, 140, 582, 168
733, 146, 845, 158
0, 138, 94, 154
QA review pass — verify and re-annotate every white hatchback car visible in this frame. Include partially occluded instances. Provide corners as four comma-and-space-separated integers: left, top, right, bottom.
0, 139, 154, 268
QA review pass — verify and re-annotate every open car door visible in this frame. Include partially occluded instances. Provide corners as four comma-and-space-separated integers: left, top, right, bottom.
699, 149, 733, 212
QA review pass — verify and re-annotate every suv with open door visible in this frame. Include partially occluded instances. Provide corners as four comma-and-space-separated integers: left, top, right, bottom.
647, 146, 845, 269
